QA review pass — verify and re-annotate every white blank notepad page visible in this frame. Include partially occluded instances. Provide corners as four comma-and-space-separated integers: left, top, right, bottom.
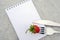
5, 0, 46, 40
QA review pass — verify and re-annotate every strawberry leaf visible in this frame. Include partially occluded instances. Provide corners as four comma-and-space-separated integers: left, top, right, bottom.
29, 25, 34, 33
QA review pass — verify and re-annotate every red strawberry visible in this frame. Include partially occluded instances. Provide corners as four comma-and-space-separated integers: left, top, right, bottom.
29, 25, 40, 33
34, 25, 40, 33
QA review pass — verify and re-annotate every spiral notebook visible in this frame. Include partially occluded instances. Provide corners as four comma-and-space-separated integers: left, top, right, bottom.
5, 0, 46, 40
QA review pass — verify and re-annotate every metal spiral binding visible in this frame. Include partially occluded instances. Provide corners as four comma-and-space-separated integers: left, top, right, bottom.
6, 0, 32, 11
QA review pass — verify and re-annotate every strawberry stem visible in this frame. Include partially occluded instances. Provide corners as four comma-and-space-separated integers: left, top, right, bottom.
25, 29, 29, 33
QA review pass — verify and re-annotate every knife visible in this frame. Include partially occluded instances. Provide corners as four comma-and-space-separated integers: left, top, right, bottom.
33, 20, 60, 27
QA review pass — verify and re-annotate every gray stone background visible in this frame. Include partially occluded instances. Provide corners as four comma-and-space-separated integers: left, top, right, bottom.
0, 0, 60, 40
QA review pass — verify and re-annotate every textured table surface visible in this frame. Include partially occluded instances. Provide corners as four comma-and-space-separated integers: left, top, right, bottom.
0, 0, 60, 40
